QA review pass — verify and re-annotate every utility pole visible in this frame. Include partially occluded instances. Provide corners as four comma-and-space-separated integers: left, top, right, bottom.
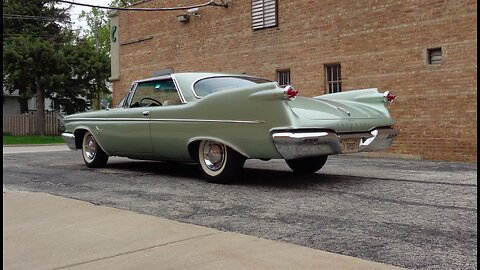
95, 19, 100, 110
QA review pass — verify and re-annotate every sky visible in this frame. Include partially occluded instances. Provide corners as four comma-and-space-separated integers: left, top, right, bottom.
59, 0, 112, 31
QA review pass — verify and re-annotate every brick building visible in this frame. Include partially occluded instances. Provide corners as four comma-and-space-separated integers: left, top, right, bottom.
109, 0, 477, 162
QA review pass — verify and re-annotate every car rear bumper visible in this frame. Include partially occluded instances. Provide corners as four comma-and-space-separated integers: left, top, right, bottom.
271, 128, 399, 160
61, 132, 77, 150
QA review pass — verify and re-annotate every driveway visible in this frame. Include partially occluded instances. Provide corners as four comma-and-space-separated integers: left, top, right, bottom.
3, 146, 477, 269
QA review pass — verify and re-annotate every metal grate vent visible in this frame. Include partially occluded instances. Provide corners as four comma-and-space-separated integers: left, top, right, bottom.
252, 0, 277, 30
428, 48, 442, 65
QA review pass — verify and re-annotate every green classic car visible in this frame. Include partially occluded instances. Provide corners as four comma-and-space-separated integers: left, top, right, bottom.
62, 72, 399, 183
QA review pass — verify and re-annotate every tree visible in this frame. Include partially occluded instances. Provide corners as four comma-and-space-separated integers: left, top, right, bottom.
78, 0, 136, 53
78, 0, 136, 109
3, 0, 69, 114
3, 0, 71, 135
3, 0, 111, 134
51, 37, 111, 114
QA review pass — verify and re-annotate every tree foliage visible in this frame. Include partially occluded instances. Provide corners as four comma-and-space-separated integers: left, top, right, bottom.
3, 0, 111, 134
78, 0, 136, 54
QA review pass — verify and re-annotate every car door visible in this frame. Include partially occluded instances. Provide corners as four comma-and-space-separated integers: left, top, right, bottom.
146, 78, 191, 161
99, 82, 156, 158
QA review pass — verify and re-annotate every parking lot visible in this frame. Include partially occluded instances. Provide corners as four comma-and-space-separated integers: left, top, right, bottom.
3, 146, 477, 269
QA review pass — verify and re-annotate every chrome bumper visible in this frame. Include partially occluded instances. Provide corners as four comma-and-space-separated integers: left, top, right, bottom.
61, 132, 77, 150
271, 128, 399, 160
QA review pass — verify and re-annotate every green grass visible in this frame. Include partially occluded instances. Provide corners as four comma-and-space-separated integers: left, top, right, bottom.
3, 135, 64, 145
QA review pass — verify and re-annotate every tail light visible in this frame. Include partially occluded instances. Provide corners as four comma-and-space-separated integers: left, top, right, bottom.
383, 91, 396, 104
284, 85, 299, 100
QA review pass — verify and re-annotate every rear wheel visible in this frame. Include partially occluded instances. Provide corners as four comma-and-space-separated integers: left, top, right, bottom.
197, 140, 246, 184
285, 155, 328, 174
82, 131, 109, 168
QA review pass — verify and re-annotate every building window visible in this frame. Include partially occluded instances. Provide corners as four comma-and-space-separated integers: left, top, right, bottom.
427, 47, 442, 65
277, 69, 290, 86
325, 64, 342, 93
252, 0, 277, 30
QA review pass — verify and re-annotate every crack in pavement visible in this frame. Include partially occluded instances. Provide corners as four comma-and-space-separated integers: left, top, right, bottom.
48, 232, 220, 270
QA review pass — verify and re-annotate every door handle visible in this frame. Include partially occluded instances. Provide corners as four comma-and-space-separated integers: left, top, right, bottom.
142, 111, 150, 117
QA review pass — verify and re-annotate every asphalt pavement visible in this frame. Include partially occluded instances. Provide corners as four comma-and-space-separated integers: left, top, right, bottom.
1, 144, 409, 270
3, 144, 476, 269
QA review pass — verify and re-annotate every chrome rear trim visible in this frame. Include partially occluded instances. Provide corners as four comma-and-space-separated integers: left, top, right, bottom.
359, 128, 400, 151
272, 131, 342, 160
271, 128, 399, 160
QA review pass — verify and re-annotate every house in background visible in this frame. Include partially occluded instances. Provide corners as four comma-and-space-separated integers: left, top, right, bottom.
3, 88, 59, 135
3, 88, 54, 115
3, 89, 22, 115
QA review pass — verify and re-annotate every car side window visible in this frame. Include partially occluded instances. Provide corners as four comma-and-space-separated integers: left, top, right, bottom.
129, 79, 182, 108
193, 76, 272, 97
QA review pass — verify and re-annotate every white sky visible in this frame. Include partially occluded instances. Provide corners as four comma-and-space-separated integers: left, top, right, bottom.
60, 0, 112, 31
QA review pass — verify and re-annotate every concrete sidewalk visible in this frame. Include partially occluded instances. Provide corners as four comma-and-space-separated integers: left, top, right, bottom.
3, 190, 406, 270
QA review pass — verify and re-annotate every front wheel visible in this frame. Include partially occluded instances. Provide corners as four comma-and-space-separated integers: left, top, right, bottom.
197, 140, 246, 184
82, 131, 109, 168
285, 155, 328, 174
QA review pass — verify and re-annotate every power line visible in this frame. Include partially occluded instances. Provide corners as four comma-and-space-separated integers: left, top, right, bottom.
3, 33, 62, 38
3, 13, 70, 21
3, 13, 72, 23
55, 0, 228, 11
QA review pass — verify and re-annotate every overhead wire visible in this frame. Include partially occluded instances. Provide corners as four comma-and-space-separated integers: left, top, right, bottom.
55, 0, 228, 11
3, 13, 72, 23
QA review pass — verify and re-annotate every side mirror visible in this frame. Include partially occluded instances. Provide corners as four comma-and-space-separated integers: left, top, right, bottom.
100, 99, 110, 110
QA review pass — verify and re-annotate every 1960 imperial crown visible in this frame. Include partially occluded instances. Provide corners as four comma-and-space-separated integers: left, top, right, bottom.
62, 72, 399, 183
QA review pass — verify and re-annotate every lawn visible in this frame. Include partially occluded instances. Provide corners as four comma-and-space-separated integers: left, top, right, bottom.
3, 134, 64, 145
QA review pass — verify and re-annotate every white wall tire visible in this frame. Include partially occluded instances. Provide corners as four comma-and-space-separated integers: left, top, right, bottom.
82, 131, 109, 168
197, 140, 245, 184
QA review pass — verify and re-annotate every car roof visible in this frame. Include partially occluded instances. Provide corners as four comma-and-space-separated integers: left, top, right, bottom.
132, 72, 263, 84
131, 72, 271, 103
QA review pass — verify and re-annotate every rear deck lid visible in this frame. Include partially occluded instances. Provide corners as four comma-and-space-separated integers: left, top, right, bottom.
288, 96, 386, 120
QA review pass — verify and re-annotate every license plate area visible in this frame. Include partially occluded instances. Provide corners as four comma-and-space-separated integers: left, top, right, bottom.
340, 138, 360, 153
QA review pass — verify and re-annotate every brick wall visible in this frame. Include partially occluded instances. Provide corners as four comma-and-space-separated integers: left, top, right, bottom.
112, 0, 477, 162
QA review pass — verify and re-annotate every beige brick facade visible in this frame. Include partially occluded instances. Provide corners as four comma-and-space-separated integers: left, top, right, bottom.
112, 0, 477, 162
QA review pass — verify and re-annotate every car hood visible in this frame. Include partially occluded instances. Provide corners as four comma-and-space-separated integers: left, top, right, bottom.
63, 110, 107, 120
287, 96, 387, 120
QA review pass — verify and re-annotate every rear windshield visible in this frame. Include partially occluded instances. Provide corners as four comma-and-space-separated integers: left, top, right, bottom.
193, 76, 272, 97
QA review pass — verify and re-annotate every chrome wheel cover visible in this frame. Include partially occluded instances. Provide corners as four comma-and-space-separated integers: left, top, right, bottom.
202, 141, 226, 171
83, 134, 97, 161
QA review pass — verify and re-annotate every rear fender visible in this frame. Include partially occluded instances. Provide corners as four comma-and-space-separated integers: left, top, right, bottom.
313, 88, 393, 117
187, 137, 250, 161
314, 88, 386, 104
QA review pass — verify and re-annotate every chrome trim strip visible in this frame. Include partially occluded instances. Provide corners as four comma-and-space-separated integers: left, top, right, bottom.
272, 132, 330, 139
61, 132, 77, 150
171, 74, 187, 104
337, 132, 373, 139
133, 74, 172, 84
152, 118, 265, 124
336, 106, 351, 117
126, 83, 137, 108
64, 118, 265, 124
64, 118, 108, 122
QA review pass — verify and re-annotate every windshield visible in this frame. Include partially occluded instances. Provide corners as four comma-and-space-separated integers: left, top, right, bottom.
116, 85, 134, 108
193, 76, 272, 97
